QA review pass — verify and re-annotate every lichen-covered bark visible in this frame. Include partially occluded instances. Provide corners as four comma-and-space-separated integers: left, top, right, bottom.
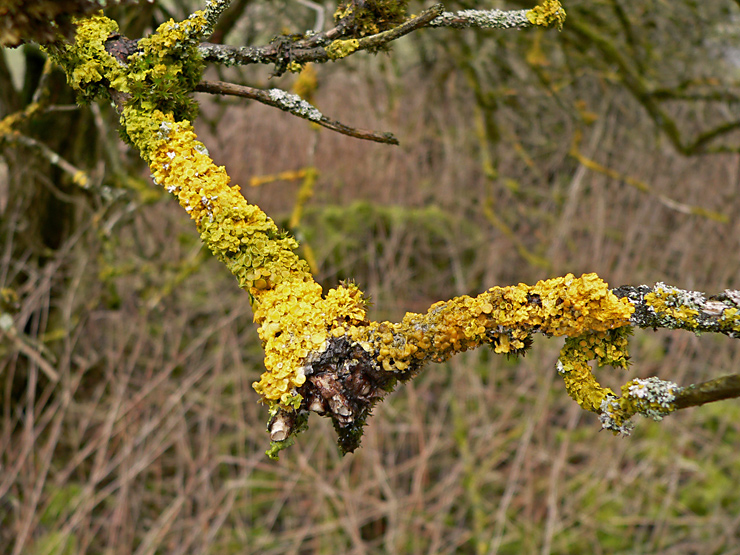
35, 0, 740, 458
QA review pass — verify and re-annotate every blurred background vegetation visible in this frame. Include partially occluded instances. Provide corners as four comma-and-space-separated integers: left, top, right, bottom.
1, 0, 740, 553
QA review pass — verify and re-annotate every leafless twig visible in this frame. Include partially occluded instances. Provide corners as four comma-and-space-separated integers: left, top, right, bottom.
195, 80, 399, 144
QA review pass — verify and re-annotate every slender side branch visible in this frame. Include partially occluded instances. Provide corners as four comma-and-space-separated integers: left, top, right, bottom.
429, 9, 533, 30
198, 1, 565, 72
0, 102, 89, 187
195, 80, 398, 144
1, 132, 90, 188
616, 283, 740, 338
674, 375, 740, 409
570, 132, 728, 223
199, 4, 445, 70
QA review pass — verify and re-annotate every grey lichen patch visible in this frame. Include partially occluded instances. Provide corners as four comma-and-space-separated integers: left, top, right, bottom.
197, 43, 268, 66
599, 395, 635, 435
599, 376, 681, 435
626, 377, 680, 421
616, 283, 740, 338
430, 9, 532, 29
268, 89, 322, 121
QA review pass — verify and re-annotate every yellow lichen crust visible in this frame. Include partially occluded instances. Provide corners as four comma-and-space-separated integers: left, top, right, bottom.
140, 111, 313, 295
325, 39, 360, 60
526, 0, 566, 30
44, 13, 124, 104
252, 281, 368, 404
342, 272, 633, 375
124, 109, 344, 410
644, 288, 700, 329
556, 328, 631, 412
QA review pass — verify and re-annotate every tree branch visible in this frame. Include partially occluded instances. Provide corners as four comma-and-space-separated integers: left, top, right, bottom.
675, 374, 740, 409
198, 2, 566, 73
615, 283, 740, 338
195, 80, 399, 144
199, 4, 445, 72
34, 2, 740, 460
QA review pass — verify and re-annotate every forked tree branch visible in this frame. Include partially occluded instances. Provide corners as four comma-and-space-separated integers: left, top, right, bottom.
20, 0, 740, 459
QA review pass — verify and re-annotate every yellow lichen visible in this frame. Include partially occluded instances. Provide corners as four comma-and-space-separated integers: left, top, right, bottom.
44, 13, 124, 103
526, 0, 566, 30
557, 328, 631, 412
338, 272, 634, 376
252, 280, 368, 403
326, 39, 360, 60
644, 290, 700, 328
72, 170, 88, 187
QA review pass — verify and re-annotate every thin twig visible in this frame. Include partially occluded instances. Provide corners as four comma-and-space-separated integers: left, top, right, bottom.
195, 80, 399, 144
429, 8, 533, 29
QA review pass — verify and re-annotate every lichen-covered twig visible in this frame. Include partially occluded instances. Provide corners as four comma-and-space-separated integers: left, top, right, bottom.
616, 283, 740, 338
430, 0, 565, 30
556, 282, 740, 435
429, 8, 533, 30
198, 1, 565, 73
194, 80, 399, 144
198, 3, 445, 72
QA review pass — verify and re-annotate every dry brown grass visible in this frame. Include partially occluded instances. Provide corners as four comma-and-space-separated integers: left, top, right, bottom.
3, 11, 740, 554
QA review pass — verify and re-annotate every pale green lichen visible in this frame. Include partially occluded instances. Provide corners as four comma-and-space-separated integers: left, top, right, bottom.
325, 39, 360, 60
526, 0, 566, 30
